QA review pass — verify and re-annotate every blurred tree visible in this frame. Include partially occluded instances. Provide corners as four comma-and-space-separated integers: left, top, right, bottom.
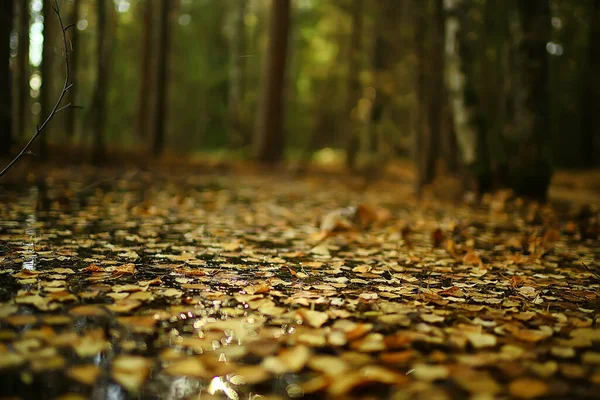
91, 0, 117, 164
65, 0, 81, 140
365, 0, 408, 170
413, 0, 430, 192
136, 0, 153, 140
228, 0, 247, 149
39, 0, 57, 160
344, 0, 364, 170
507, 0, 552, 199
254, 0, 291, 163
0, 1, 13, 156
16, 0, 30, 141
414, 0, 447, 192
426, 0, 445, 181
444, 0, 490, 193
482, 0, 508, 173
152, 0, 175, 157
581, 0, 600, 167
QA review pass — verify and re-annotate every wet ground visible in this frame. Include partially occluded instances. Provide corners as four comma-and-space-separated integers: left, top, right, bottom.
0, 166, 599, 399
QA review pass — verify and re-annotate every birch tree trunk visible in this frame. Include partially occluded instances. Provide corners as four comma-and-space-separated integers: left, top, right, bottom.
16, 0, 29, 141
444, 0, 478, 170
443, 0, 491, 193
38, 0, 56, 160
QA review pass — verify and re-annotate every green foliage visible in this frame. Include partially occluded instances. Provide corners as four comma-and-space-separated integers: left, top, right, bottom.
30, 0, 599, 168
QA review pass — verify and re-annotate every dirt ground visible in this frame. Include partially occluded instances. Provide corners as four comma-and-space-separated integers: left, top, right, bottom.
0, 164, 599, 399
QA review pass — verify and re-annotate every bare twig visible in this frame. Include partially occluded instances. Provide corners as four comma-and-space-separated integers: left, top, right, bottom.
582, 262, 600, 280
0, 0, 79, 179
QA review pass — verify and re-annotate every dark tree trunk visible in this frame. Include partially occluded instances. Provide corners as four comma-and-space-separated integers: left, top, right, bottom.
0, 1, 13, 156
581, 0, 600, 167
428, 0, 444, 179
482, 0, 509, 186
152, 0, 174, 157
91, 0, 116, 164
16, 0, 29, 142
136, 0, 153, 140
370, 27, 387, 154
509, 0, 552, 199
344, 0, 363, 170
253, 0, 291, 164
413, 0, 430, 192
415, 0, 445, 192
65, 0, 80, 140
38, 0, 56, 160
367, 0, 403, 162
228, 0, 247, 149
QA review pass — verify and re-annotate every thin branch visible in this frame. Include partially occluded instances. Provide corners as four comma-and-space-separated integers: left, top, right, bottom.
0, 0, 76, 179
55, 103, 73, 114
582, 262, 600, 280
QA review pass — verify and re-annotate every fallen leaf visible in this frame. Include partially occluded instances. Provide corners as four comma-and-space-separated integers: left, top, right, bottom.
111, 355, 151, 392
67, 364, 102, 385
296, 309, 329, 328
509, 378, 548, 399
263, 345, 311, 374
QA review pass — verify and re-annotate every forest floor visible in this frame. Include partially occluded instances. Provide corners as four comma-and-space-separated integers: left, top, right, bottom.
0, 162, 599, 399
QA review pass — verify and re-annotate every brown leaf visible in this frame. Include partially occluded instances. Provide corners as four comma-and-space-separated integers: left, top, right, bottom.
508, 378, 548, 399
111, 355, 151, 392
67, 364, 102, 386
296, 309, 329, 328
432, 228, 445, 248
163, 357, 210, 379
262, 345, 311, 374
112, 263, 136, 276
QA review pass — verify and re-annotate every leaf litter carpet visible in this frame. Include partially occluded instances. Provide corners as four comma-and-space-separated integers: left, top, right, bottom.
0, 168, 599, 399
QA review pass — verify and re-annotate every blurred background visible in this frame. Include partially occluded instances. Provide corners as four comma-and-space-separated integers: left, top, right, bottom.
0, 0, 599, 198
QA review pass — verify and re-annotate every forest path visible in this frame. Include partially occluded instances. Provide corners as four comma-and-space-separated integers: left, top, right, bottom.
0, 166, 599, 399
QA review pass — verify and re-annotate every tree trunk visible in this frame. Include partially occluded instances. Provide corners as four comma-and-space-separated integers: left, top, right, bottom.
65, 0, 80, 140
136, 0, 153, 140
0, 1, 13, 156
91, 0, 116, 164
443, 0, 490, 193
428, 0, 444, 179
344, 0, 363, 170
444, 0, 476, 167
483, 0, 509, 185
253, 0, 291, 164
508, 0, 552, 199
581, 0, 600, 167
413, 0, 432, 192
367, 0, 403, 163
16, 0, 29, 142
152, 0, 174, 157
228, 0, 247, 149
38, 0, 56, 160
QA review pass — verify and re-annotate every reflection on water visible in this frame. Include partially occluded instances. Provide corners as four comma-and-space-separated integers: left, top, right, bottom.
208, 376, 239, 399
22, 186, 40, 270
23, 213, 38, 271
168, 376, 202, 400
